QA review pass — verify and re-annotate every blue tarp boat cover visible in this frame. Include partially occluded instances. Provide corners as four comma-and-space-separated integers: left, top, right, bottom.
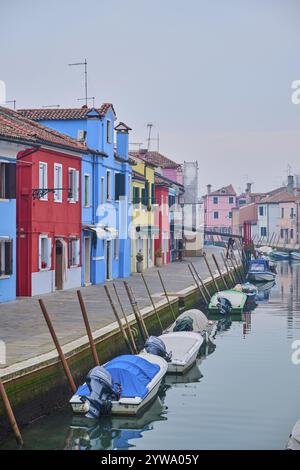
76, 355, 160, 400
105, 355, 160, 399
249, 259, 270, 272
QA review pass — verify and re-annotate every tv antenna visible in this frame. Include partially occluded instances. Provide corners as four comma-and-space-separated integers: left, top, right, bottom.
129, 142, 144, 151
77, 96, 95, 107
147, 123, 153, 150
4, 100, 16, 111
42, 104, 60, 108
68, 59, 88, 107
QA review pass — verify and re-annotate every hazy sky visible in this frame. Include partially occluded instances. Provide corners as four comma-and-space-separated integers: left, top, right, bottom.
1, 0, 300, 194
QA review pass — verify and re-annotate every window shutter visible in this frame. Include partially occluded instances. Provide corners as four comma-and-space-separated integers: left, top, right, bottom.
47, 238, 52, 269
38, 236, 42, 270
75, 170, 79, 202
76, 239, 80, 265
5, 164, 16, 199
115, 173, 120, 201
4, 240, 12, 275
68, 169, 72, 199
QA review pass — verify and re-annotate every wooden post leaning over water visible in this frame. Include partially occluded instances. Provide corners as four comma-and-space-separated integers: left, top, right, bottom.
203, 253, 219, 292
188, 264, 208, 305
39, 299, 76, 393
212, 253, 228, 289
128, 284, 149, 339
0, 379, 23, 447
221, 251, 236, 286
157, 270, 177, 322
231, 251, 244, 283
104, 285, 134, 354
141, 274, 164, 333
190, 262, 211, 300
113, 283, 138, 354
77, 290, 99, 366
124, 281, 148, 343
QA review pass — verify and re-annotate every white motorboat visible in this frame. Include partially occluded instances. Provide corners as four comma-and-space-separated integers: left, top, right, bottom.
208, 289, 248, 314
70, 352, 168, 417
165, 309, 212, 335
247, 259, 276, 283
287, 418, 300, 450
291, 251, 300, 262
154, 332, 203, 374
257, 246, 273, 255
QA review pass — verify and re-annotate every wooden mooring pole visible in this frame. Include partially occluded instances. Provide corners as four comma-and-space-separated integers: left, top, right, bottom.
104, 285, 134, 354
157, 270, 177, 322
221, 251, 236, 286
124, 282, 148, 342
212, 253, 228, 289
141, 274, 164, 333
77, 290, 99, 366
0, 379, 23, 447
39, 299, 76, 393
203, 253, 219, 292
188, 264, 209, 305
190, 262, 211, 300
113, 283, 138, 354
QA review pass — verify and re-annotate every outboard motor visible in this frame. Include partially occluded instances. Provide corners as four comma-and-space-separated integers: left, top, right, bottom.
84, 366, 116, 419
216, 296, 232, 315
173, 316, 194, 332
144, 336, 172, 362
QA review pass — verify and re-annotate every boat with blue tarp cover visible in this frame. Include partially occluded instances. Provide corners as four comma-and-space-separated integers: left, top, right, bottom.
70, 353, 168, 417
247, 259, 276, 283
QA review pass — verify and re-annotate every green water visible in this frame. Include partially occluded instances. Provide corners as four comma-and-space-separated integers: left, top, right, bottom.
2, 261, 300, 450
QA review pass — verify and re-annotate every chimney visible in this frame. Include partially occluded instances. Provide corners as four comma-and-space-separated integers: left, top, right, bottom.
207, 184, 212, 195
246, 182, 252, 194
287, 175, 294, 194
115, 122, 132, 161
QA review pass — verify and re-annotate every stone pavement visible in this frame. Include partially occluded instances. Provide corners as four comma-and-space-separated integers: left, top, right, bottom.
0, 246, 230, 368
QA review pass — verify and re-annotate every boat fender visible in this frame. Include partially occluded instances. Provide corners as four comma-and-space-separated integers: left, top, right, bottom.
144, 336, 172, 362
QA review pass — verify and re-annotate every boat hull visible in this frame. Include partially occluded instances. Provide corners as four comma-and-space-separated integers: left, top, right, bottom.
291, 252, 300, 261
247, 272, 275, 282
158, 332, 203, 375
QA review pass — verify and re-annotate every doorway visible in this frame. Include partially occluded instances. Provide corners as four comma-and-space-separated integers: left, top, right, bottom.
55, 240, 63, 290
84, 237, 91, 285
106, 240, 112, 280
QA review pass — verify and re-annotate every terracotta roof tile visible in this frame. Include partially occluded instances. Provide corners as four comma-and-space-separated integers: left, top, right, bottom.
0, 106, 87, 153
259, 191, 298, 204
208, 184, 236, 196
18, 103, 115, 121
129, 150, 181, 169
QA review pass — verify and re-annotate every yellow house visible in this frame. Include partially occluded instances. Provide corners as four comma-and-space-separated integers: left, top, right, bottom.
130, 155, 157, 272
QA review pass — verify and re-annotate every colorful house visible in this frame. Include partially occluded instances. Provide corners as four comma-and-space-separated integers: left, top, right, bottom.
0, 108, 26, 302
19, 106, 132, 283
203, 184, 236, 234
154, 175, 170, 265
130, 155, 157, 272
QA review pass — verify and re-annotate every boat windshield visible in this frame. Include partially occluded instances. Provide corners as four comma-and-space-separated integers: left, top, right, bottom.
250, 262, 266, 272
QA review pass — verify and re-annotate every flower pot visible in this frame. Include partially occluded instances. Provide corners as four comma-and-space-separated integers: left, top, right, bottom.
156, 256, 163, 267
137, 261, 144, 273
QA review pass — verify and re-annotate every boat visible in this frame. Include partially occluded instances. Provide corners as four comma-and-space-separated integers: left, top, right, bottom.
287, 418, 300, 450
69, 353, 168, 418
208, 289, 248, 314
255, 280, 275, 304
145, 332, 203, 374
291, 251, 300, 261
247, 259, 276, 283
233, 282, 258, 299
269, 251, 290, 261
256, 245, 273, 256
165, 309, 213, 335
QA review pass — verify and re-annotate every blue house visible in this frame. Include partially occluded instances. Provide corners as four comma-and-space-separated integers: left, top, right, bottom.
0, 139, 19, 302
19, 104, 132, 284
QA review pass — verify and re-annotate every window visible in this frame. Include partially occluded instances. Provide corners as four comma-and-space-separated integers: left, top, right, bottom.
228, 211, 232, 219
213, 211, 219, 219
106, 120, 111, 143
0, 162, 16, 199
0, 239, 12, 277
83, 174, 90, 207
133, 187, 140, 204
261, 227, 267, 236
128, 176, 132, 202
115, 173, 125, 201
114, 238, 119, 259
281, 229, 284, 239
281, 208, 284, 218
54, 164, 62, 202
259, 206, 264, 216
291, 229, 294, 239
229, 197, 234, 204
68, 168, 79, 202
69, 239, 80, 267
291, 207, 295, 219
100, 177, 105, 205
39, 162, 48, 200
39, 235, 52, 270
213, 197, 218, 204
239, 199, 246, 206
106, 171, 112, 200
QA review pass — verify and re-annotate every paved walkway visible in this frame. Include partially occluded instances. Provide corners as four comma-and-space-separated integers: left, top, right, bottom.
0, 247, 229, 368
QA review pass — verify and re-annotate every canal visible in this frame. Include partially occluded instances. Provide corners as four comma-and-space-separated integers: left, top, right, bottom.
1, 260, 300, 450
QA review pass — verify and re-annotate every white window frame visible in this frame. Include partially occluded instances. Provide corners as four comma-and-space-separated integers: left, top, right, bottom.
69, 238, 80, 267
100, 176, 105, 205
106, 170, 112, 200
83, 173, 91, 207
0, 163, 6, 199
39, 162, 48, 201
106, 120, 112, 144
54, 163, 63, 202
0, 238, 12, 278
68, 168, 79, 203
39, 234, 52, 271
114, 238, 119, 260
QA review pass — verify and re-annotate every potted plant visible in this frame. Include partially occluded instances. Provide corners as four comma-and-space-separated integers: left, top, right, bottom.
155, 247, 163, 267
136, 251, 144, 273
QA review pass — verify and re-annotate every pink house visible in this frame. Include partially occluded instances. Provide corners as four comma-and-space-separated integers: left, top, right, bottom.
203, 184, 236, 234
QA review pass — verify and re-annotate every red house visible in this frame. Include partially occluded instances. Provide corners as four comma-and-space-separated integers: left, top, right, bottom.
155, 175, 170, 265
3, 109, 88, 297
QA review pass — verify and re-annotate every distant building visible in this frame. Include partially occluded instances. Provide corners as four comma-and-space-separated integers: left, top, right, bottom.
203, 184, 237, 234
